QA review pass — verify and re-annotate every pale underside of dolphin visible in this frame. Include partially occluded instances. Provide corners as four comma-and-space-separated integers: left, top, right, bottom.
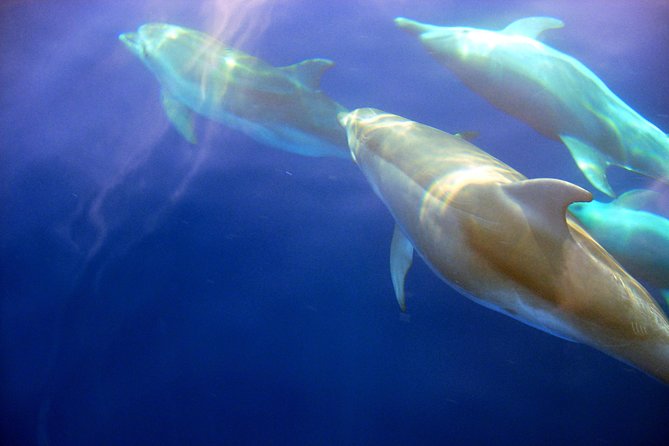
569, 189, 669, 306
395, 16, 669, 197
340, 107, 669, 384
119, 23, 349, 158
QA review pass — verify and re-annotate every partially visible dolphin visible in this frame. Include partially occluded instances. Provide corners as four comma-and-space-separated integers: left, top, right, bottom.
119, 23, 349, 158
340, 107, 669, 384
569, 189, 669, 306
395, 16, 669, 197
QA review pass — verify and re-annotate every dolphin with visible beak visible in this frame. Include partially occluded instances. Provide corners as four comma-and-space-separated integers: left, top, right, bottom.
395, 16, 669, 197
119, 23, 349, 157
569, 189, 669, 306
340, 107, 669, 383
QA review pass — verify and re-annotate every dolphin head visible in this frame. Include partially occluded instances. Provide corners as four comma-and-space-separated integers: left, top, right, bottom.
119, 23, 218, 82
119, 24, 183, 62
395, 17, 499, 66
568, 200, 609, 227
338, 108, 391, 163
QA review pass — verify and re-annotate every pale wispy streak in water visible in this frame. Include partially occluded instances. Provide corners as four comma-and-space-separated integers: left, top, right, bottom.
199, 0, 284, 49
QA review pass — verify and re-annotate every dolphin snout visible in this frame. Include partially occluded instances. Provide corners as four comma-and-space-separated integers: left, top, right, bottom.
395, 17, 440, 36
118, 32, 144, 58
337, 111, 351, 127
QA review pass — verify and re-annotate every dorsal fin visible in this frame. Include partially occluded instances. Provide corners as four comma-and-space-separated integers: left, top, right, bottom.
279, 58, 334, 89
454, 131, 480, 142
614, 189, 664, 213
501, 178, 592, 237
501, 17, 564, 39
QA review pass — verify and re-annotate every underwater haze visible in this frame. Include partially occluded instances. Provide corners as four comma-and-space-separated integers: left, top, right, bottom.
2, 0, 669, 445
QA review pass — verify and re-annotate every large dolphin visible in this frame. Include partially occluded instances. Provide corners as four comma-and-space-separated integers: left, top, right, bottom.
119, 23, 349, 157
395, 16, 669, 197
340, 107, 669, 383
569, 189, 669, 306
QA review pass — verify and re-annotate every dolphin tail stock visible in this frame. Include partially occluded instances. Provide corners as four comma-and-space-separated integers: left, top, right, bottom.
394, 17, 442, 36
642, 340, 669, 385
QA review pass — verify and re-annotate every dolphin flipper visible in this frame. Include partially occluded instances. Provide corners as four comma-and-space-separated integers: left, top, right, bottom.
560, 134, 615, 197
390, 223, 414, 312
501, 17, 564, 39
161, 91, 197, 144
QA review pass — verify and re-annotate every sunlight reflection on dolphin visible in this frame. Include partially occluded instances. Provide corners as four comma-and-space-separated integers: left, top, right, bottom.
341, 107, 669, 384
396, 16, 669, 197
119, 22, 349, 157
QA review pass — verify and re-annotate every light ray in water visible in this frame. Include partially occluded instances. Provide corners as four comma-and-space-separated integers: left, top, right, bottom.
198, 0, 282, 49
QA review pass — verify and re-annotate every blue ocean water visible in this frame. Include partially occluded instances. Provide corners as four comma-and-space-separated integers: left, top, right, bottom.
2, 0, 669, 445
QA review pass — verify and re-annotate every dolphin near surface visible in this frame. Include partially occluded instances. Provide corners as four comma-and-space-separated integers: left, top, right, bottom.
119, 23, 349, 158
395, 16, 669, 197
569, 189, 669, 306
340, 107, 669, 384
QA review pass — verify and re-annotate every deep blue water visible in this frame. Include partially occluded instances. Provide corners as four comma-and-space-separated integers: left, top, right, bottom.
2, 1, 669, 445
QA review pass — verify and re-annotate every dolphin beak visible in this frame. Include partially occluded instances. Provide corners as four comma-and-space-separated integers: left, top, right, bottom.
394, 17, 440, 36
337, 111, 351, 128
118, 32, 144, 58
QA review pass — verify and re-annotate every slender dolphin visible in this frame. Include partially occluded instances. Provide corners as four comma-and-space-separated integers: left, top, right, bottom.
395, 16, 669, 197
340, 107, 669, 383
569, 189, 669, 306
119, 23, 349, 157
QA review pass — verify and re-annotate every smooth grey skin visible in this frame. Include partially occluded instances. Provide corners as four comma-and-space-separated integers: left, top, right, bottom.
341, 107, 669, 384
395, 16, 669, 197
569, 189, 669, 305
120, 23, 349, 157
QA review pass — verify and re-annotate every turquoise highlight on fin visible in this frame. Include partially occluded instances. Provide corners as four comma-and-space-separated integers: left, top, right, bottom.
390, 223, 414, 312
501, 17, 564, 39
560, 134, 614, 197
161, 91, 197, 144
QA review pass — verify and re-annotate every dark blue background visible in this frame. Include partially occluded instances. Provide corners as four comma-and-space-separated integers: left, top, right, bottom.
2, 1, 669, 445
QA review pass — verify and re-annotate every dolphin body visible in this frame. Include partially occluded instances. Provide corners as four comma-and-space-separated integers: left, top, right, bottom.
119, 23, 349, 158
395, 16, 669, 197
569, 190, 669, 306
340, 107, 669, 383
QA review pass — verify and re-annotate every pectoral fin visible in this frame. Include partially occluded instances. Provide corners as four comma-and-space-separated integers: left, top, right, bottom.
161, 91, 197, 144
501, 17, 564, 39
560, 134, 614, 197
390, 224, 414, 312
661, 290, 669, 310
